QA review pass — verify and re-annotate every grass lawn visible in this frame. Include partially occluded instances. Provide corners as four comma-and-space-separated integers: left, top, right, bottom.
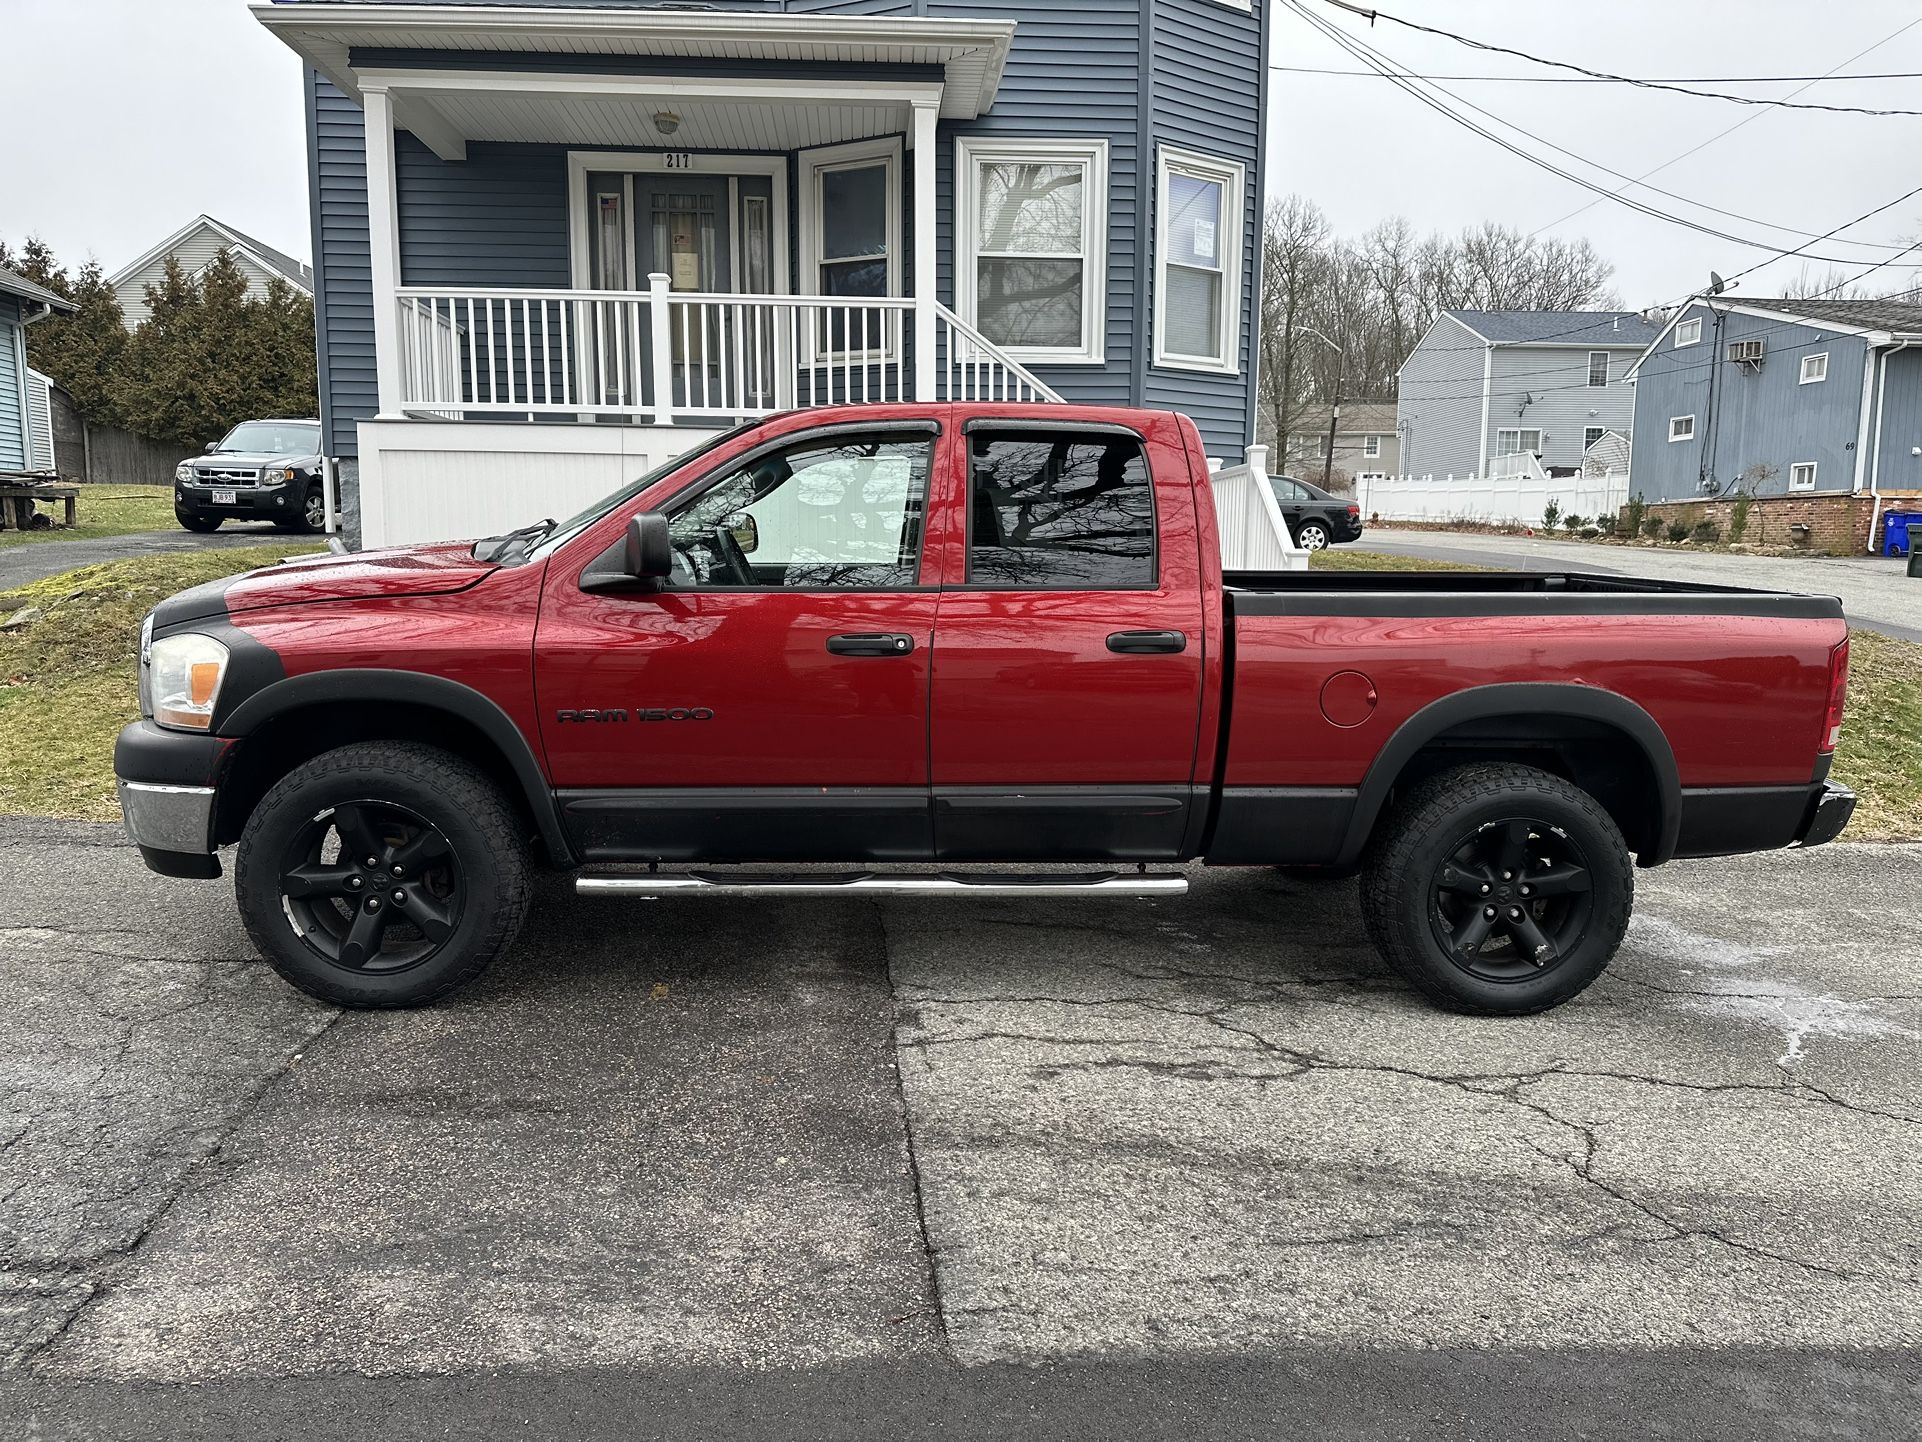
0, 544, 319, 820
2, 544, 1915, 841
0, 485, 179, 548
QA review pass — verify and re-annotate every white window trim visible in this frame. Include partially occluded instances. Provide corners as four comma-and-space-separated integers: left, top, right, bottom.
1587, 350, 1609, 387
1584, 426, 1607, 448
1494, 427, 1542, 456
797, 136, 904, 360
1801, 351, 1830, 384
1153, 144, 1246, 375
1669, 414, 1696, 442
1789, 461, 1819, 491
1362, 434, 1382, 458
1674, 317, 1703, 348
955, 135, 1109, 366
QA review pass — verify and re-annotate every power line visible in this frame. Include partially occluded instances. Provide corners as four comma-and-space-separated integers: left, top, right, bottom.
1315, 0, 1922, 116
1270, 65, 1922, 85
1531, 15, 1922, 237
1306, 16, 1922, 256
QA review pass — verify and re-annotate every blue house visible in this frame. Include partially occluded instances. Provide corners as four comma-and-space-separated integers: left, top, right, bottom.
255, 0, 1273, 547
1625, 296, 1922, 553
0, 266, 75, 475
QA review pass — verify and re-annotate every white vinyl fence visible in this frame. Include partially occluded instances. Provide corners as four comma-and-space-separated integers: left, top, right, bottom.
1210, 445, 1309, 571
1355, 451, 1629, 528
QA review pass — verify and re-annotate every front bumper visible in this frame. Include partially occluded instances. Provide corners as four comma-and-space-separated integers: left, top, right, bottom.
175, 483, 299, 521
113, 721, 233, 878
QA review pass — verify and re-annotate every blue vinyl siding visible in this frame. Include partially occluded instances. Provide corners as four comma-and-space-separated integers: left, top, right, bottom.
0, 299, 27, 472
1871, 345, 1922, 494
302, 0, 1267, 459
1142, 0, 1265, 453
1630, 303, 1869, 501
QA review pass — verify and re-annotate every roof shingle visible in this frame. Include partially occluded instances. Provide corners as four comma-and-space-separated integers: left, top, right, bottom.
1447, 309, 1664, 347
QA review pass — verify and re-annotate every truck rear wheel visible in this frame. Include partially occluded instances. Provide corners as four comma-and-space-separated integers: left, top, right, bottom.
234, 741, 531, 1008
1359, 763, 1632, 1015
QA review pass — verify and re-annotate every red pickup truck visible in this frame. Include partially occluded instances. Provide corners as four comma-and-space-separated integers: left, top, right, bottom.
114, 403, 1854, 1016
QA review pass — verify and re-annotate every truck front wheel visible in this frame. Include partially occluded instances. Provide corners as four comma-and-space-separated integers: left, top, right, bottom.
1359, 763, 1632, 1015
234, 741, 531, 1008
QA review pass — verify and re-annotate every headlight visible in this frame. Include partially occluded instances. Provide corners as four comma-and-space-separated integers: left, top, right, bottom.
174, 462, 194, 483
260, 467, 293, 485
148, 632, 230, 731
137, 614, 155, 717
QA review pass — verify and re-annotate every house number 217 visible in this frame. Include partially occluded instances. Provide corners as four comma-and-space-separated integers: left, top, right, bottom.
663, 153, 694, 169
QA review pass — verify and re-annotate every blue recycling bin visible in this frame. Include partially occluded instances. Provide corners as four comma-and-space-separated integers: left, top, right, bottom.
1885, 511, 1920, 557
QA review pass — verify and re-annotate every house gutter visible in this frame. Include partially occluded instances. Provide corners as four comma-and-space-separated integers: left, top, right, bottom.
1866, 335, 1919, 554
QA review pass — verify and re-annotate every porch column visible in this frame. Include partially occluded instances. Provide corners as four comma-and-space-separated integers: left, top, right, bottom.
912, 98, 939, 403
363, 83, 405, 418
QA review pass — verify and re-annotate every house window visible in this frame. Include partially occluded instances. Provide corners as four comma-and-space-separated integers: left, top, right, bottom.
1154, 146, 1246, 373
1790, 462, 1819, 491
1495, 428, 1543, 456
1801, 352, 1829, 384
1587, 351, 1609, 387
801, 138, 902, 354
1674, 317, 1703, 347
1363, 434, 1382, 458
1585, 426, 1606, 449
1668, 415, 1696, 443
967, 429, 1155, 588
957, 137, 1108, 364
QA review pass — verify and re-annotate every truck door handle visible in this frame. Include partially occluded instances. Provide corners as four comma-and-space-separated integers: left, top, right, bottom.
1107, 630, 1188, 655
827, 633, 916, 657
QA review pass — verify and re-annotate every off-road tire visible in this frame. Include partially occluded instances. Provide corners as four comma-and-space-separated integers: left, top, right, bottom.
1359, 763, 1633, 1015
235, 742, 531, 1008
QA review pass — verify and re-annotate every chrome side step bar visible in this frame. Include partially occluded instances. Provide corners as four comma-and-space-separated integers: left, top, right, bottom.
576, 870, 1188, 898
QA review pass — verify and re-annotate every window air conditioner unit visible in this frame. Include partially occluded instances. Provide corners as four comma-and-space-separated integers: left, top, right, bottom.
1727, 338, 1766, 366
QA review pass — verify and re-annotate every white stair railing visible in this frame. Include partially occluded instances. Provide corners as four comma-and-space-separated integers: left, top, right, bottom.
934, 303, 1065, 404
1211, 445, 1308, 571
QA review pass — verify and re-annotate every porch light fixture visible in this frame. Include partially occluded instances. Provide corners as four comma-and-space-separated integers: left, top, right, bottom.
653, 111, 681, 136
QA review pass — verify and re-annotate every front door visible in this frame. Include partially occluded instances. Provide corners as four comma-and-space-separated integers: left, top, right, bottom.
928, 420, 1208, 860
536, 420, 943, 863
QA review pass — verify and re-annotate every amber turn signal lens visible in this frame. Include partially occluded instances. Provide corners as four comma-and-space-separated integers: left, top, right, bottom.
189, 661, 221, 707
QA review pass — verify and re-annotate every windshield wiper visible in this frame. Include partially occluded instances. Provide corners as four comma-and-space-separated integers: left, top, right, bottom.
473, 518, 555, 562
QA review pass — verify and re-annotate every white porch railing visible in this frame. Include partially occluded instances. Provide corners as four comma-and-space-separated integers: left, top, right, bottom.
1210, 445, 1309, 571
393, 275, 1061, 422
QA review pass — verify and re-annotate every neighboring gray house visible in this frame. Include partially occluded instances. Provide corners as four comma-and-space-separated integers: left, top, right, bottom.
1271, 401, 1399, 481
254, 0, 1272, 547
0, 265, 75, 473
106, 215, 314, 329
1624, 296, 1922, 508
1396, 310, 1663, 480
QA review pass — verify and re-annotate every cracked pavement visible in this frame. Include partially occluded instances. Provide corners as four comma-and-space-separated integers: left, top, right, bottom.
0, 817, 1917, 1438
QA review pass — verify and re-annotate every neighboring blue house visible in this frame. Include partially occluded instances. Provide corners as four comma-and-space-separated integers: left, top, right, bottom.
0, 266, 75, 474
1395, 309, 1663, 482
255, 0, 1273, 547
1624, 296, 1922, 551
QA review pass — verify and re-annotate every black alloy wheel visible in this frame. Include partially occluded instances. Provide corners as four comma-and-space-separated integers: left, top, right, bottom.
1429, 817, 1593, 979
278, 800, 464, 974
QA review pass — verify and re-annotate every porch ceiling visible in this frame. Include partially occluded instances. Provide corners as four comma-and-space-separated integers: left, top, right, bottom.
252, 4, 1017, 128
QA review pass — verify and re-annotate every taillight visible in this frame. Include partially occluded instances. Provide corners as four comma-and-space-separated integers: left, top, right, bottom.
1347, 504, 1361, 516
1821, 637, 1850, 753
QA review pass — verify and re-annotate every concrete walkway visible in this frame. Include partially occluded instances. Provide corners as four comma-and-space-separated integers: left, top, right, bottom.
1359, 528, 1922, 643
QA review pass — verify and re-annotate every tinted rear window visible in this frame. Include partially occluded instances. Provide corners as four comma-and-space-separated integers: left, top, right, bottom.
967, 430, 1155, 588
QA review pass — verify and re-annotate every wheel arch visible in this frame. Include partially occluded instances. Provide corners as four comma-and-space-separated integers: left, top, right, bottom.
1337, 683, 1681, 869
216, 670, 575, 867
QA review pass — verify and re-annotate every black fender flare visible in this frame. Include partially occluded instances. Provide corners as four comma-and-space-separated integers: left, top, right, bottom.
1336, 682, 1681, 868
219, 669, 575, 868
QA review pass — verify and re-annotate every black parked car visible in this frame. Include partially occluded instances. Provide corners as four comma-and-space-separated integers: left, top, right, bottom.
175, 419, 327, 533
1269, 474, 1364, 552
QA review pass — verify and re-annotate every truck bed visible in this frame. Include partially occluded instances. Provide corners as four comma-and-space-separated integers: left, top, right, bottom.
1223, 569, 1844, 619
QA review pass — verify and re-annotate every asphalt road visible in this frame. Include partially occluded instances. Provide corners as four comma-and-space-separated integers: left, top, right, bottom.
0, 526, 284, 592
1355, 529, 1922, 644
2, 819, 1918, 1437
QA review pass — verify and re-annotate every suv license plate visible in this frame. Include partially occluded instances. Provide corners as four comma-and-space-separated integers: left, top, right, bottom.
211, 488, 237, 505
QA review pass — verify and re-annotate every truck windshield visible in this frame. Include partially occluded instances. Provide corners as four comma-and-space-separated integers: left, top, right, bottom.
526, 418, 769, 560
216, 422, 319, 454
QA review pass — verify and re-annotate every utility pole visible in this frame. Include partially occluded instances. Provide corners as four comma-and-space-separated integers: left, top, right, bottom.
1293, 325, 1346, 488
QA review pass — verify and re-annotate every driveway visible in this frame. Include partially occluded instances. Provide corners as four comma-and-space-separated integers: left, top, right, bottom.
1360, 529, 1922, 644
0, 526, 287, 593
2, 818, 1917, 1438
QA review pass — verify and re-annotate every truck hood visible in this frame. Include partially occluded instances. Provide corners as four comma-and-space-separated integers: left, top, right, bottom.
151, 543, 498, 630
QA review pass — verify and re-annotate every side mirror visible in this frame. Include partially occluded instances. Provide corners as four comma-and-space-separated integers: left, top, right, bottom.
623, 511, 673, 582
204, 442, 219, 454
722, 511, 759, 555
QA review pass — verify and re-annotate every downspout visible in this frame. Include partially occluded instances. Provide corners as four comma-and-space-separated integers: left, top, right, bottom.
1866, 338, 1915, 554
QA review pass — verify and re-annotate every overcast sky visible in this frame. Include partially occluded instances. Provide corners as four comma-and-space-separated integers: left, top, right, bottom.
3, 0, 1920, 309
